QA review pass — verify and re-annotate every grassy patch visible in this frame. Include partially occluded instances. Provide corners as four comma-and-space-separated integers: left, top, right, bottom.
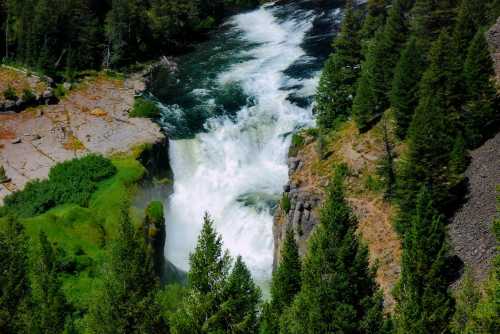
6, 155, 146, 311
281, 193, 291, 214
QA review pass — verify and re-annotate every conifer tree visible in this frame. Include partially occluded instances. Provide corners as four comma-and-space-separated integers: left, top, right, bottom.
280, 171, 385, 334
394, 187, 454, 334
359, 0, 387, 46
0, 218, 29, 333
410, 0, 457, 49
462, 29, 498, 147
171, 213, 231, 333
260, 227, 301, 334
29, 232, 69, 334
396, 33, 461, 231
390, 37, 424, 138
87, 207, 164, 334
316, 0, 361, 129
353, 0, 409, 132
209, 256, 261, 333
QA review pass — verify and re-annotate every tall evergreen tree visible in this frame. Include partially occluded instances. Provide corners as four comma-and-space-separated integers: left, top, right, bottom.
29, 232, 69, 334
279, 171, 385, 334
171, 214, 231, 333
260, 228, 301, 334
316, 0, 361, 129
394, 187, 454, 334
359, 0, 387, 48
87, 207, 164, 334
210, 256, 261, 333
390, 36, 424, 138
0, 218, 30, 333
353, 0, 409, 131
462, 29, 498, 147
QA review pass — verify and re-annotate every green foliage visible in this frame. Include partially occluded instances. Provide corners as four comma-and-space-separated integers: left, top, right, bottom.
130, 97, 161, 118
390, 37, 424, 139
146, 201, 165, 225
289, 133, 305, 157
394, 187, 453, 334
86, 207, 165, 333
3, 84, 17, 100
280, 172, 385, 333
29, 231, 71, 333
280, 194, 291, 214
172, 214, 261, 333
315, 0, 361, 129
261, 228, 301, 334
1, 155, 116, 218
462, 29, 498, 147
359, 0, 387, 46
54, 84, 67, 99
0, 218, 30, 333
22, 88, 36, 103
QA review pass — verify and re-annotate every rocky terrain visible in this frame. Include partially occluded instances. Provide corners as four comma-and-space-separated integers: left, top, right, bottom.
0, 72, 165, 204
448, 132, 500, 283
274, 121, 402, 310
487, 17, 500, 81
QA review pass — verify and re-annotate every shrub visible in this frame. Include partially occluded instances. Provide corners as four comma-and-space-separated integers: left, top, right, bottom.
54, 84, 67, 99
22, 89, 36, 103
130, 97, 160, 118
3, 85, 17, 101
1, 155, 117, 218
289, 133, 305, 157
281, 194, 291, 214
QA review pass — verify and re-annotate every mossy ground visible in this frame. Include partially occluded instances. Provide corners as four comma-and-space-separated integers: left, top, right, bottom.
1, 155, 147, 310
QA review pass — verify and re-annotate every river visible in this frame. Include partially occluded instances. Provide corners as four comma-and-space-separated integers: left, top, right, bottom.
151, 0, 343, 287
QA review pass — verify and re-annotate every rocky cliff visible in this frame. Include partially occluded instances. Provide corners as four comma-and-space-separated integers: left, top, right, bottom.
274, 121, 401, 309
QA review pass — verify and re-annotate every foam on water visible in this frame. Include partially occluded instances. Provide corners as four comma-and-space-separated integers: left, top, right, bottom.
164, 4, 318, 285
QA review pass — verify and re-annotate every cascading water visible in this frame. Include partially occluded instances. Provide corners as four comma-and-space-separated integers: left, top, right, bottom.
153, 1, 342, 287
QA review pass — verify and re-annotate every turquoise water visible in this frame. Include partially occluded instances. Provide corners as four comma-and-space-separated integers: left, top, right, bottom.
152, 0, 342, 286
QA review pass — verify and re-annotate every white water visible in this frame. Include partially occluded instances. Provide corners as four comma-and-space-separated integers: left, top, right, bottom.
165, 5, 317, 284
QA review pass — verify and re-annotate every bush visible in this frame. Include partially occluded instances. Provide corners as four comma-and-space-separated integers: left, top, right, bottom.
22, 89, 36, 103
130, 97, 160, 118
1, 155, 117, 218
281, 194, 291, 214
54, 84, 67, 99
3, 85, 17, 101
289, 133, 305, 157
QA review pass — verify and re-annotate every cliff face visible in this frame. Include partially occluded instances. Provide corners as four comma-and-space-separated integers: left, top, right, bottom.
274, 121, 401, 309
0, 72, 166, 204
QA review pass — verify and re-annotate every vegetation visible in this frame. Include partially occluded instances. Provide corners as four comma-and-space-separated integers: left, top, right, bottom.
1, 154, 117, 218
279, 171, 386, 334
130, 97, 161, 118
0, 0, 261, 75
1, 0, 499, 333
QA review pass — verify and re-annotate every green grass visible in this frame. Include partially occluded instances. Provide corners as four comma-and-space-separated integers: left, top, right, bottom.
17, 156, 146, 310
129, 97, 161, 118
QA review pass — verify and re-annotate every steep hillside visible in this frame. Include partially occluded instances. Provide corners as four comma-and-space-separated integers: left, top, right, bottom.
274, 119, 402, 309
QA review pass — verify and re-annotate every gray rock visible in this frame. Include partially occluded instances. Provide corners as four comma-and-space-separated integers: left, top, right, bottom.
43, 88, 54, 99
4, 100, 15, 110
63, 82, 72, 91
11, 138, 21, 144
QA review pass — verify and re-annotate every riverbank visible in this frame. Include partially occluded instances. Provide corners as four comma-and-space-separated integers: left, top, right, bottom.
0, 70, 165, 204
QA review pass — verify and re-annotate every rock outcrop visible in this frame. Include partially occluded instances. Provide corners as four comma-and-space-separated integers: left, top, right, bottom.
273, 122, 402, 310
448, 132, 500, 283
0, 73, 165, 204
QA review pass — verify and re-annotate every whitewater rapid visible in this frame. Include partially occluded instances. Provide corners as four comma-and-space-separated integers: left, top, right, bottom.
164, 3, 329, 285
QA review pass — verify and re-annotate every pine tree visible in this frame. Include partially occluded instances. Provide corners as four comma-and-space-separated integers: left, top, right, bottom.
208, 256, 261, 333
87, 207, 164, 334
0, 218, 29, 333
280, 171, 385, 334
316, 0, 361, 129
171, 213, 231, 333
359, 0, 387, 46
390, 37, 424, 138
462, 29, 498, 147
450, 270, 481, 334
29, 232, 69, 334
352, 32, 384, 131
261, 227, 301, 334
394, 187, 454, 334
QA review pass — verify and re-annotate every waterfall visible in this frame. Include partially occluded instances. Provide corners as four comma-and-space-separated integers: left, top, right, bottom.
159, 1, 340, 286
